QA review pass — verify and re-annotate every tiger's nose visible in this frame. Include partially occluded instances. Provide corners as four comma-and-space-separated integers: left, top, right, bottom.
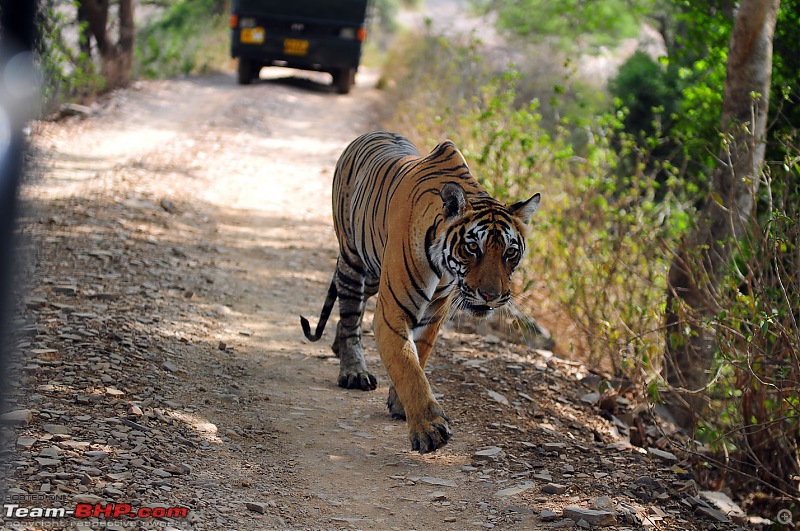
478, 289, 501, 302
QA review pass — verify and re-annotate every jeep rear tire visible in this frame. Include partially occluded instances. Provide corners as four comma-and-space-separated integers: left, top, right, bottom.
237, 59, 255, 85
333, 68, 355, 94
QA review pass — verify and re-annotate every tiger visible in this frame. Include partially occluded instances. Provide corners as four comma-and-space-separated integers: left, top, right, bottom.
300, 131, 540, 454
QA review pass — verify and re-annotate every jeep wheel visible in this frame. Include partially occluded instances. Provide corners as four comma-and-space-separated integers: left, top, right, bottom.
237, 59, 254, 85
333, 68, 355, 94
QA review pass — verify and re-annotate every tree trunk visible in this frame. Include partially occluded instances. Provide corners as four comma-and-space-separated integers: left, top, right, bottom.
662, 0, 780, 427
78, 0, 135, 90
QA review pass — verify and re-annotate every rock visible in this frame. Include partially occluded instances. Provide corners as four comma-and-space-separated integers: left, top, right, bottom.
700, 491, 747, 522
580, 392, 600, 405
162, 361, 179, 372
694, 505, 731, 523
39, 447, 62, 458
165, 463, 192, 475
126, 403, 144, 417
120, 418, 150, 431
647, 447, 677, 462
194, 421, 216, 433
42, 424, 71, 435
122, 197, 160, 210
430, 491, 448, 501
548, 520, 577, 529
563, 507, 617, 526
152, 468, 172, 478
89, 292, 119, 300
495, 482, 535, 497
518, 392, 535, 403
104, 486, 124, 498
105, 387, 125, 397
73, 494, 104, 504
160, 199, 177, 213
591, 496, 615, 511
634, 476, 664, 492
506, 364, 523, 374
16, 436, 37, 448
53, 285, 78, 295
31, 347, 59, 356
542, 483, 567, 495
72, 312, 98, 319
487, 390, 509, 406
246, 502, 267, 514
1, 409, 33, 426
59, 103, 92, 117
473, 446, 504, 463
418, 476, 457, 487
541, 509, 559, 521
84, 450, 108, 459
25, 298, 47, 309
35, 458, 62, 467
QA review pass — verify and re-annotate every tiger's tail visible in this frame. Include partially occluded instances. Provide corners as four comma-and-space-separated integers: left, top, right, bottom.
300, 275, 338, 341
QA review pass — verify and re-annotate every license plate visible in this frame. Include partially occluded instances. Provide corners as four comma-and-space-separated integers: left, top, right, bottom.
283, 38, 308, 56
240, 27, 265, 44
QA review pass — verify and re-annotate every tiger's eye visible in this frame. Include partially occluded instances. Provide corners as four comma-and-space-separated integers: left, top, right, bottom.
504, 248, 520, 262
465, 242, 481, 255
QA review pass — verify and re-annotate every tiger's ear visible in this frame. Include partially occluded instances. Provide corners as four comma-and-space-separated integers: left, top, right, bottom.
510, 193, 540, 224
441, 182, 468, 220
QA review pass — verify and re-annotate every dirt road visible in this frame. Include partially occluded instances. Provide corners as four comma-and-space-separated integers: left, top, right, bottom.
2, 52, 742, 531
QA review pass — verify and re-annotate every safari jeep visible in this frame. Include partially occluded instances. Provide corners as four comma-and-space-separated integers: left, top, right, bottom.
230, 0, 370, 93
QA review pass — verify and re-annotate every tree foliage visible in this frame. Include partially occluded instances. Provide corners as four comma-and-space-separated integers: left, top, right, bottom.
474, 0, 643, 49
135, 0, 229, 78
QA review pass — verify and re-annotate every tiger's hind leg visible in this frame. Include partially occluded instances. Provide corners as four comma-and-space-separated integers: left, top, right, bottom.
332, 260, 378, 391
387, 385, 406, 420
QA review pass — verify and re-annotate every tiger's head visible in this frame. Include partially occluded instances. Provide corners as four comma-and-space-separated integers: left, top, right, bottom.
439, 182, 540, 317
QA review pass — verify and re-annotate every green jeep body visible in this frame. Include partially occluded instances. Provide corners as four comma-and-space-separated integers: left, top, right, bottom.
230, 0, 370, 93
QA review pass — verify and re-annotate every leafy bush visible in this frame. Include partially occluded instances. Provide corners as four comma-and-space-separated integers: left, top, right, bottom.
473, 0, 641, 50
35, 0, 106, 113
607, 0, 799, 502
696, 134, 800, 502
135, 0, 230, 79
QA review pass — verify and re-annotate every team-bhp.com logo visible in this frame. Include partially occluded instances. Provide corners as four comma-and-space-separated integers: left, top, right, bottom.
4, 502, 189, 520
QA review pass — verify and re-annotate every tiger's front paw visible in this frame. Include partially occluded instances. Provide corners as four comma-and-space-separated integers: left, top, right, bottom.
337, 368, 377, 391
408, 402, 451, 454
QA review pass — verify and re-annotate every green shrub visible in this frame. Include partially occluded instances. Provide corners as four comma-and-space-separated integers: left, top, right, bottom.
35, 0, 106, 113
135, 0, 230, 79
697, 133, 800, 499
473, 0, 642, 50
